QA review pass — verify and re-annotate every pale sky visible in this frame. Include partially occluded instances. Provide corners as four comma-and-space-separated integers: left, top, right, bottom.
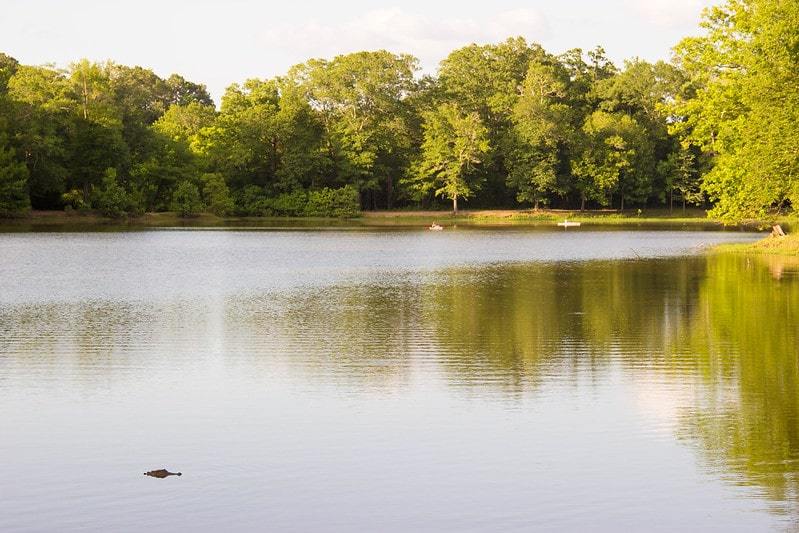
1, 0, 715, 103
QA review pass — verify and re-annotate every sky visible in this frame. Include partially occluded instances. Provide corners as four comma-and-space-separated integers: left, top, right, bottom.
1, 0, 715, 103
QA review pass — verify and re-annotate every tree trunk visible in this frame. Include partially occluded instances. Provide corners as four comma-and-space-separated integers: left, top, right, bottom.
682, 197, 686, 213
453, 195, 458, 215
620, 193, 624, 212
82, 74, 89, 120
270, 137, 278, 177
386, 175, 393, 210
669, 190, 673, 213
534, 199, 539, 211
580, 194, 586, 212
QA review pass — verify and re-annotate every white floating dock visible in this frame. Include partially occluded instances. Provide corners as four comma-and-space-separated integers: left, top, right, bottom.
557, 221, 582, 228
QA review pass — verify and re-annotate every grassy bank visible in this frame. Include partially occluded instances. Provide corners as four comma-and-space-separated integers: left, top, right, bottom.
0, 208, 788, 231
715, 233, 799, 257
0, 211, 228, 229
0, 210, 402, 231
362, 208, 725, 227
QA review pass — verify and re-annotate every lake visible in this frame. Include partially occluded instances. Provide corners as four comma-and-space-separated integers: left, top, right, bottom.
1, 228, 798, 531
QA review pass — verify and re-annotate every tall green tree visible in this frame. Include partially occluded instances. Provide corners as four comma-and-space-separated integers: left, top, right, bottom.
108, 64, 170, 173
164, 74, 213, 107
6, 64, 73, 207
129, 130, 197, 211
0, 53, 19, 92
0, 133, 30, 217
64, 60, 126, 202
0, 54, 27, 216
558, 46, 618, 117
69, 60, 119, 124
410, 103, 490, 213
594, 59, 685, 204
572, 111, 650, 210
671, 0, 799, 222
201, 79, 283, 190
437, 38, 544, 205
659, 145, 703, 211
270, 81, 328, 192
506, 60, 574, 208
154, 101, 217, 151
291, 51, 418, 208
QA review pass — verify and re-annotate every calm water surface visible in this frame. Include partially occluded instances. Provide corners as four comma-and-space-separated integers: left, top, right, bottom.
2, 228, 798, 532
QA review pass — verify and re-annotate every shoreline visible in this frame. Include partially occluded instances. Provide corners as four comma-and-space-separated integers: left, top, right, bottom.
5, 209, 795, 258
0, 208, 774, 230
713, 233, 799, 257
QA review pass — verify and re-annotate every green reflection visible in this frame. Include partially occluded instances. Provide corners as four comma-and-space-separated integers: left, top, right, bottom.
2, 253, 798, 514
424, 259, 706, 384
422, 255, 799, 510
232, 254, 798, 509
677, 254, 799, 506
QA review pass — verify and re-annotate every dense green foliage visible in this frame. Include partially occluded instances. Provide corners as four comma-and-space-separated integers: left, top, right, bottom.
670, 0, 799, 223
0, 134, 30, 217
411, 103, 490, 213
200, 173, 234, 216
93, 168, 138, 218
0, 0, 795, 220
170, 181, 203, 217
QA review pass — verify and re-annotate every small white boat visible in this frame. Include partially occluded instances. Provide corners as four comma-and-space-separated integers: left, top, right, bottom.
429, 223, 444, 231
557, 220, 581, 228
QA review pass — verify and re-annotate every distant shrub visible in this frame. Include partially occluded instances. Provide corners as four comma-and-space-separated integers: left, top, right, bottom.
305, 186, 361, 218
233, 186, 361, 218
234, 185, 270, 216
92, 168, 140, 218
201, 173, 234, 216
61, 189, 88, 211
269, 190, 308, 217
171, 180, 203, 217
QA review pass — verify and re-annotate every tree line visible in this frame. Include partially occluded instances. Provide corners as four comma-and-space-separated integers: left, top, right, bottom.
0, 0, 795, 222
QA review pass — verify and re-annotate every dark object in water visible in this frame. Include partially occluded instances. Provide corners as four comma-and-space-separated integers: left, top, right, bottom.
144, 469, 182, 478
